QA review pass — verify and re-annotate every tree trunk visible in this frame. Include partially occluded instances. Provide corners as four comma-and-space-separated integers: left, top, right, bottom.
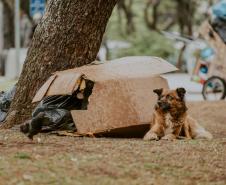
176, 0, 196, 36
118, 0, 135, 34
144, 0, 161, 31
1, 0, 118, 128
176, 44, 186, 72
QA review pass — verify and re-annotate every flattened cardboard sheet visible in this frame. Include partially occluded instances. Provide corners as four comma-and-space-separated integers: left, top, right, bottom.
32, 73, 83, 102
67, 56, 177, 82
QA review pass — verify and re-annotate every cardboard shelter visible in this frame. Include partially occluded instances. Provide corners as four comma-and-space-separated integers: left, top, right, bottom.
33, 56, 177, 137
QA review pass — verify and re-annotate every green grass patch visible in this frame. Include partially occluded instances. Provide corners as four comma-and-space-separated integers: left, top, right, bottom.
14, 152, 32, 160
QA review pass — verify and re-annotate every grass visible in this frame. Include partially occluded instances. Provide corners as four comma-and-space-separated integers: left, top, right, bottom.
0, 133, 225, 185
0, 101, 226, 185
14, 152, 32, 160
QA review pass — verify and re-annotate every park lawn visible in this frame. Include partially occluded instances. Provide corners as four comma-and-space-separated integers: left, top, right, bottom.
0, 101, 226, 185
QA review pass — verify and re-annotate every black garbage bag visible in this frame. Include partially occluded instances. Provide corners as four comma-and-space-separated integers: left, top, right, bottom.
20, 79, 94, 139
0, 85, 16, 122
21, 108, 75, 139
211, 18, 226, 44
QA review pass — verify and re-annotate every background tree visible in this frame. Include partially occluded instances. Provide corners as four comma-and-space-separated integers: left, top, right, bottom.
144, 0, 161, 31
176, 0, 196, 36
1, 0, 118, 128
175, 0, 196, 70
117, 0, 135, 34
0, 0, 31, 48
1, 0, 14, 48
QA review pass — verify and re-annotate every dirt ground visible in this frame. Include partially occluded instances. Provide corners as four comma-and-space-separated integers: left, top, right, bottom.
0, 101, 226, 185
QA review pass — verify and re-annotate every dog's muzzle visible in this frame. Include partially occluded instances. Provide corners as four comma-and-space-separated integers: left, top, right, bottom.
157, 101, 171, 112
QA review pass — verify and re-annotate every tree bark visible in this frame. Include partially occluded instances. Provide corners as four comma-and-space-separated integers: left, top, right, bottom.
1, 0, 118, 128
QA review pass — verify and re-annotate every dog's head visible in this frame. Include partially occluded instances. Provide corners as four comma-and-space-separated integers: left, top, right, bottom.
153, 88, 187, 114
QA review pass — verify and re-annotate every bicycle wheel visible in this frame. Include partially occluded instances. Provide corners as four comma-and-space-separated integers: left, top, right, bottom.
202, 76, 226, 100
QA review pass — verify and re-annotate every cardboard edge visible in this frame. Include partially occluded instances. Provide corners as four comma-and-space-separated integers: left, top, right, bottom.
32, 74, 57, 103
70, 109, 150, 137
45, 72, 84, 96
91, 123, 150, 138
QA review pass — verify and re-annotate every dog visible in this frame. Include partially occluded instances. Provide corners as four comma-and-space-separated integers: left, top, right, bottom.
143, 88, 213, 140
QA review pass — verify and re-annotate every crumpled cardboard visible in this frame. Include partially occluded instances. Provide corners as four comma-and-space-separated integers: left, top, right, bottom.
33, 56, 177, 137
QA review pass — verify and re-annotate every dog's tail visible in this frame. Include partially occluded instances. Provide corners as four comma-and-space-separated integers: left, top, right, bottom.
194, 126, 213, 139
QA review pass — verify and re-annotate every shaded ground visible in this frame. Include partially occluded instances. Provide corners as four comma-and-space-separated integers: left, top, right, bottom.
0, 101, 226, 185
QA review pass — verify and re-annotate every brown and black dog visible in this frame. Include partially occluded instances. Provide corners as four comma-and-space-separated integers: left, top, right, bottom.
144, 88, 213, 140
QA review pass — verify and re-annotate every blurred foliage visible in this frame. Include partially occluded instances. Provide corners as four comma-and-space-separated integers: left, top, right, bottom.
105, 0, 210, 60
106, 0, 175, 59
115, 31, 174, 59
0, 0, 213, 62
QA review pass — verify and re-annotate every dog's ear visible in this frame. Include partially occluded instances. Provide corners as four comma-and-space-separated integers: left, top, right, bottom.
176, 88, 186, 99
153, 88, 163, 96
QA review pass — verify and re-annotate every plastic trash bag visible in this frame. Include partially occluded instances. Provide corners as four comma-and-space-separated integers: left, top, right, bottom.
20, 79, 94, 139
21, 108, 75, 139
0, 86, 16, 122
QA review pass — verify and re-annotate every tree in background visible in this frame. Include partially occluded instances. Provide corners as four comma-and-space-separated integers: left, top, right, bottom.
1, 0, 118, 128
142, 0, 198, 70
117, 0, 135, 35
144, 0, 161, 31
0, 0, 14, 48
0, 0, 33, 48
175, 0, 196, 70
144, 0, 196, 35
176, 0, 196, 36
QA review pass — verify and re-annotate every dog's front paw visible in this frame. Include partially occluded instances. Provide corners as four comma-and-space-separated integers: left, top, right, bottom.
162, 134, 176, 141
143, 131, 159, 141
